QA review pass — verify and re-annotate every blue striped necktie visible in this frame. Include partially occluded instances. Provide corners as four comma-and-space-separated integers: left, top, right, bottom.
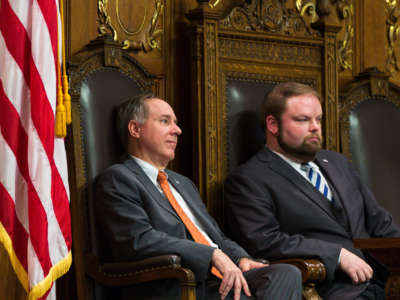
301, 163, 333, 202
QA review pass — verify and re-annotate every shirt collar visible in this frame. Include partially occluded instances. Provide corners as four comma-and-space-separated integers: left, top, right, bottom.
131, 155, 166, 185
272, 151, 320, 172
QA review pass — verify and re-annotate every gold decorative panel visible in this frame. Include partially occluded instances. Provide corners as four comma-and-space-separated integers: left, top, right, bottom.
386, 0, 400, 74
324, 31, 340, 150
219, 35, 323, 67
219, 0, 321, 37
97, 0, 164, 52
203, 20, 219, 213
218, 0, 352, 71
296, 0, 318, 27
297, 0, 353, 71
337, 0, 354, 71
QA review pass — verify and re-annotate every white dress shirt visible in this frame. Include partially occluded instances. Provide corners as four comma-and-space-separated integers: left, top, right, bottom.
272, 151, 330, 187
132, 156, 218, 248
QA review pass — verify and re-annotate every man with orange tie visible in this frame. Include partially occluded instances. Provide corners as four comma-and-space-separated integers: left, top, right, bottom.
95, 93, 302, 300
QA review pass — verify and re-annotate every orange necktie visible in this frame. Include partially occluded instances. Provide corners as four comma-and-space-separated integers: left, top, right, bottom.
157, 171, 223, 279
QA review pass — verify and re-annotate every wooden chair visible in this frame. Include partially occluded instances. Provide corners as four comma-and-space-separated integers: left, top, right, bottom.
67, 36, 196, 300
339, 67, 400, 224
340, 68, 400, 298
354, 237, 400, 299
185, 1, 345, 299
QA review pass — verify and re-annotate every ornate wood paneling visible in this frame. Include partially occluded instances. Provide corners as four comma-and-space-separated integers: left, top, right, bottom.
219, 0, 321, 38
187, 0, 341, 222
97, 0, 164, 52
218, 35, 323, 66
386, 0, 400, 75
324, 29, 341, 151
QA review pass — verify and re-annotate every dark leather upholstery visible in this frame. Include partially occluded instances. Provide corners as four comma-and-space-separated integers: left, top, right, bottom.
80, 69, 138, 300
348, 98, 400, 224
80, 68, 139, 183
226, 79, 273, 171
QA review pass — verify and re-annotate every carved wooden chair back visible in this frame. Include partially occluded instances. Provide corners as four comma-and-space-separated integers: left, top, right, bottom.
340, 68, 400, 224
67, 37, 154, 299
186, 1, 342, 224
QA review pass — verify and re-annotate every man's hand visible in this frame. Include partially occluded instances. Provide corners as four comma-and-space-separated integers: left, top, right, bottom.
339, 248, 373, 284
238, 257, 268, 272
211, 249, 251, 300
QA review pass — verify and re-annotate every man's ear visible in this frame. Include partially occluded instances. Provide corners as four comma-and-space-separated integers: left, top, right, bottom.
128, 120, 141, 138
266, 115, 279, 135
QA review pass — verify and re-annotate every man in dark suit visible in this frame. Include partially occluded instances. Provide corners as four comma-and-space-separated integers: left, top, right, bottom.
95, 93, 302, 300
224, 82, 400, 300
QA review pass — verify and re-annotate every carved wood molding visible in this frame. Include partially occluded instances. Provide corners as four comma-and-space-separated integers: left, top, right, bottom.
324, 31, 340, 151
203, 20, 220, 214
216, 0, 351, 71
68, 37, 154, 188
97, 0, 164, 52
219, 0, 320, 37
219, 34, 323, 67
337, 0, 354, 71
386, 0, 400, 74
297, 0, 353, 71
69, 46, 153, 98
187, 13, 222, 217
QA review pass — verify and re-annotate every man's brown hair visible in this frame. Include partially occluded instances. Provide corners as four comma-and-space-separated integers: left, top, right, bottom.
263, 82, 321, 122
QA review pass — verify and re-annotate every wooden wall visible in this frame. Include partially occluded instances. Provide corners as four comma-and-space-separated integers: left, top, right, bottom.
3, 0, 400, 299
64, 0, 400, 176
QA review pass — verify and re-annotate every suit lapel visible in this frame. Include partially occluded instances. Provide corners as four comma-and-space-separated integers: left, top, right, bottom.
167, 171, 219, 239
260, 148, 337, 220
167, 172, 206, 222
123, 158, 179, 219
315, 154, 345, 201
315, 154, 352, 228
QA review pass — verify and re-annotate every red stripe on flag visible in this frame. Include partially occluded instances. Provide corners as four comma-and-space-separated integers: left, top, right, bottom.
0, 79, 51, 275
0, 182, 29, 271
0, 0, 71, 251
37, 0, 72, 250
0, 0, 55, 156
51, 174, 72, 250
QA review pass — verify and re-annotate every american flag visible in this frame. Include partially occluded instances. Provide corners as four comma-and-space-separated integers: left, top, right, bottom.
0, 0, 72, 299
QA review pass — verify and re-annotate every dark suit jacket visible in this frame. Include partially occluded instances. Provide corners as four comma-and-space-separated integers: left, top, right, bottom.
224, 147, 400, 299
95, 157, 249, 299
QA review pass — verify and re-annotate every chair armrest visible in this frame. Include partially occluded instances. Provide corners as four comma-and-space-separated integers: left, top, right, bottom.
271, 258, 326, 283
84, 253, 196, 287
271, 258, 325, 300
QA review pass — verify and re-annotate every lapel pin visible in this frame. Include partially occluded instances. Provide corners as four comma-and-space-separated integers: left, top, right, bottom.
322, 159, 328, 163
175, 180, 180, 184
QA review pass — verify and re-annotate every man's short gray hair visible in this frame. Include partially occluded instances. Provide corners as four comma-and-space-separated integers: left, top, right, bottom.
116, 92, 156, 150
